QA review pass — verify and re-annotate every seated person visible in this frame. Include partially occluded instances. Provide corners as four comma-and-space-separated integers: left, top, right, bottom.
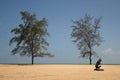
95, 58, 102, 70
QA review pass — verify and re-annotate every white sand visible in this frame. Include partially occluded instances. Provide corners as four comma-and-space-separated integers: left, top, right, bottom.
0, 64, 120, 80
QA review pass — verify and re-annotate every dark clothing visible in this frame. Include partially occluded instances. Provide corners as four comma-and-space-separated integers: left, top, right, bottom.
95, 58, 101, 69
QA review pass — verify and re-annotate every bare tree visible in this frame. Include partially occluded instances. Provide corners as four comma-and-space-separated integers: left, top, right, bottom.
71, 14, 103, 65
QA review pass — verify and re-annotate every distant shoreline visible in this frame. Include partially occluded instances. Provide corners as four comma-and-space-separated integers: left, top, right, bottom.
0, 63, 120, 65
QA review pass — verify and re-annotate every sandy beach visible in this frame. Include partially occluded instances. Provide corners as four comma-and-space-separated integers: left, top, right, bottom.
0, 64, 120, 80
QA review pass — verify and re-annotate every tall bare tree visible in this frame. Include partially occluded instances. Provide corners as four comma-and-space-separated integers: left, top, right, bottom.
71, 14, 103, 64
9, 11, 53, 64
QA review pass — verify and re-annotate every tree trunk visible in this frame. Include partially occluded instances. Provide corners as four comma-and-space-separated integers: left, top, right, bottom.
89, 53, 92, 65
32, 53, 34, 64
31, 38, 34, 64
89, 47, 92, 65
31, 27, 34, 64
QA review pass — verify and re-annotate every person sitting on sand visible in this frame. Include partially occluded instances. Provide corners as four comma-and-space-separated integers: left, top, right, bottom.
95, 58, 102, 70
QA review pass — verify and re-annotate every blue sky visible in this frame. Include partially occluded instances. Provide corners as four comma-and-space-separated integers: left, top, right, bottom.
0, 0, 120, 64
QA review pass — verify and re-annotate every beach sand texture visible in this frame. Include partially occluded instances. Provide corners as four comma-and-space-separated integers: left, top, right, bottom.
0, 64, 120, 80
